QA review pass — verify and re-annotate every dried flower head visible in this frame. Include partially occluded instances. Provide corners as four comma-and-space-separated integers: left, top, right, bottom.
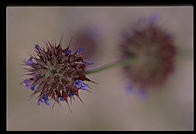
120, 14, 176, 91
21, 38, 94, 109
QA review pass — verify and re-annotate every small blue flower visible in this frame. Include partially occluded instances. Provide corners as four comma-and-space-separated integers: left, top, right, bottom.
39, 99, 44, 103
26, 57, 34, 65
39, 94, 47, 103
81, 83, 88, 90
59, 97, 64, 101
42, 94, 47, 101
70, 92, 75, 97
23, 79, 30, 88
77, 48, 83, 55
149, 13, 160, 25
23, 80, 35, 91
38, 94, 50, 106
44, 101, 50, 106
74, 80, 82, 88
74, 80, 88, 90
30, 85, 35, 91
35, 44, 41, 52
66, 49, 71, 55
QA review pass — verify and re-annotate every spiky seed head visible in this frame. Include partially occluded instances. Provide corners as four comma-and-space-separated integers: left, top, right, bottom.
21, 39, 93, 108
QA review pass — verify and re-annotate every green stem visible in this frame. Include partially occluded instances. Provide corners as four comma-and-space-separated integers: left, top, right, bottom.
86, 56, 136, 75
86, 48, 193, 75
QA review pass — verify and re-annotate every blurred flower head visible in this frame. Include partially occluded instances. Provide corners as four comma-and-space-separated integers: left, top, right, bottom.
72, 24, 104, 61
21, 39, 94, 108
120, 14, 176, 91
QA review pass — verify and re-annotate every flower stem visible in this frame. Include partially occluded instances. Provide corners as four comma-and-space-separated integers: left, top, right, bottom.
86, 56, 136, 75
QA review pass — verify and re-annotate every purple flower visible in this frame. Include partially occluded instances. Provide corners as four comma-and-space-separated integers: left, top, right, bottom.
74, 80, 88, 90
26, 57, 34, 65
59, 97, 64, 101
74, 80, 82, 88
81, 83, 88, 90
38, 94, 50, 106
66, 49, 71, 55
23, 79, 30, 88
77, 48, 83, 55
35, 44, 41, 52
30, 85, 35, 91
44, 101, 50, 106
70, 93, 75, 97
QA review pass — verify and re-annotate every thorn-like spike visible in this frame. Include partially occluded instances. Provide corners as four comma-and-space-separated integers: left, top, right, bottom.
76, 94, 84, 104
57, 100, 63, 109
70, 96, 73, 105
85, 77, 97, 84
72, 96, 76, 102
59, 33, 64, 45
67, 36, 73, 48
65, 99, 72, 113
52, 102, 56, 110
